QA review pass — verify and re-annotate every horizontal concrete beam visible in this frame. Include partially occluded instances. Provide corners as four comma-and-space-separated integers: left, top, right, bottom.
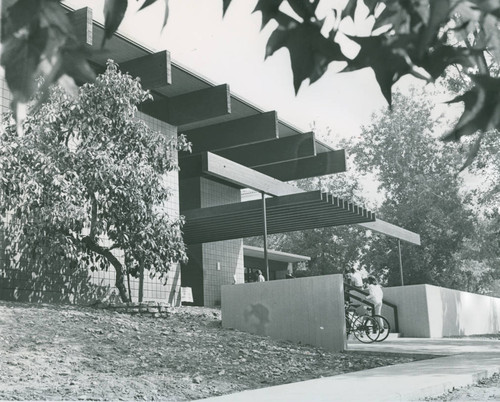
357, 219, 421, 245
67, 7, 93, 46
185, 152, 303, 196
183, 111, 279, 153
255, 150, 346, 181
149, 84, 231, 126
119, 50, 171, 89
214, 132, 316, 168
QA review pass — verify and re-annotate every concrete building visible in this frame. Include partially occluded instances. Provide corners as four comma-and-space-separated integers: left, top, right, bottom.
0, 4, 419, 307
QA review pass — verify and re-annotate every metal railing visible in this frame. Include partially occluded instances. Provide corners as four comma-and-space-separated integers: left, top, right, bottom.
344, 282, 399, 333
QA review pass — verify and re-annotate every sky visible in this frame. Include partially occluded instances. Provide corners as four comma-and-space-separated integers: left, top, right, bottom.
59, 0, 472, 208
62, 0, 427, 143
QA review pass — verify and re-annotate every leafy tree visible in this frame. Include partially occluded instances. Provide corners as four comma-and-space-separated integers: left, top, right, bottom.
350, 89, 478, 289
0, 60, 190, 302
466, 130, 500, 211
450, 217, 500, 293
3, 0, 500, 155
454, 128, 500, 292
438, 68, 500, 292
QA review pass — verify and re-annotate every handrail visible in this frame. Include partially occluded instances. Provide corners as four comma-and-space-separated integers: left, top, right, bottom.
344, 282, 399, 333
347, 293, 375, 314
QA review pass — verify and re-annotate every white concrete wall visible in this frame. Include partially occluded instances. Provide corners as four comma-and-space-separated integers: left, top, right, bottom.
221, 274, 346, 352
384, 284, 500, 338
382, 285, 431, 337
426, 285, 500, 337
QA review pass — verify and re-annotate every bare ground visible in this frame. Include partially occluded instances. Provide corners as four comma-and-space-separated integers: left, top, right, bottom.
0, 300, 423, 401
423, 335, 500, 402
423, 374, 500, 401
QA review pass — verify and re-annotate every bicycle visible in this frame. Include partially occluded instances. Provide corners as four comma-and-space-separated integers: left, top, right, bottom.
364, 306, 391, 342
345, 303, 380, 343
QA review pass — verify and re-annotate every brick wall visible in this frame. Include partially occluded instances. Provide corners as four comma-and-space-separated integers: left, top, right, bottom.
0, 70, 12, 114
200, 178, 244, 306
180, 177, 245, 306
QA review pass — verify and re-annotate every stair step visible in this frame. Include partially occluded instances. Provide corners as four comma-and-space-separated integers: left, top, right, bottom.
347, 332, 401, 341
386, 332, 400, 339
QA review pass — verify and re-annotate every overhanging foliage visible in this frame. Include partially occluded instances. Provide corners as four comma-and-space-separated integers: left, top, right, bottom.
2, 0, 500, 158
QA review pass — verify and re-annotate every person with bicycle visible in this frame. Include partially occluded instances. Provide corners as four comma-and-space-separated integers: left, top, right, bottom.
345, 267, 364, 306
347, 267, 363, 288
366, 276, 383, 326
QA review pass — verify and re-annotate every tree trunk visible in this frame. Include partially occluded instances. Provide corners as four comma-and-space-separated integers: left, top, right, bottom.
82, 236, 130, 302
127, 270, 132, 302
138, 261, 144, 303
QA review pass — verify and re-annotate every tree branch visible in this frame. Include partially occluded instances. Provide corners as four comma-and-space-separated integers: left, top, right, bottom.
89, 191, 98, 239
81, 235, 130, 302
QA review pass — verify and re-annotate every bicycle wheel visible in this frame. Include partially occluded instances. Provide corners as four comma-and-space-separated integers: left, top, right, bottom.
373, 315, 391, 342
352, 315, 380, 343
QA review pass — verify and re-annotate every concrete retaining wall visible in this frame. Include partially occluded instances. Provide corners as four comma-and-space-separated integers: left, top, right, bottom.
384, 284, 500, 337
221, 274, 346, 352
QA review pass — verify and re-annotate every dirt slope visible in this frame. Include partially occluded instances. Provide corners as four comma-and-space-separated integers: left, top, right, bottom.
0, 301, 419, 401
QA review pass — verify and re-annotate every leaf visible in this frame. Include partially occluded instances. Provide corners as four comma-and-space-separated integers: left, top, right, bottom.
288, 0, 316, 21
373, 0, 427, 34
162, 0, 170, 28
342, 0, 358, 21
450, 5, 481, 44
372, 1, 409, 32
470, 0, 500, 17
1, 26, 48, 102
341, 35, 413, 104
420, 45, 478, 80
266, 16, 347, 93
138, 0, 157, 11
102, 0, 128, 47
481, 13, 500, 63
417, 0, 451, 58
253, 0, 284, 29
364, 0, 379, 16
222, 0, 233, 16
442, 75, 500, 141
39, 1, 73, 37
412, 0, 431, 25
60, 46, 96, 85
1, 0, 41, 38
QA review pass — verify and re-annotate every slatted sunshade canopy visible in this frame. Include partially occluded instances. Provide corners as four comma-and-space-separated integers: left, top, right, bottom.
182, 191, 375, 245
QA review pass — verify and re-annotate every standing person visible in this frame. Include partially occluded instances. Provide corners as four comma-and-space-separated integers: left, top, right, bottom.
256, 270, 265, 282
366, 276, 384, 325
347, 267, 363, 288
345, 268, 363, 306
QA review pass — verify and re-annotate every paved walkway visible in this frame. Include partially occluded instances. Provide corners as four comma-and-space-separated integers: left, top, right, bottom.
202, 338, 500, 401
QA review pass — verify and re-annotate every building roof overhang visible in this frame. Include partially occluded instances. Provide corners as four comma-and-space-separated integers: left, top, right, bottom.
181, 191, 375, 245
62, 5, 342, 182
243, 245, 311, 263
61, 4, 421, 246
